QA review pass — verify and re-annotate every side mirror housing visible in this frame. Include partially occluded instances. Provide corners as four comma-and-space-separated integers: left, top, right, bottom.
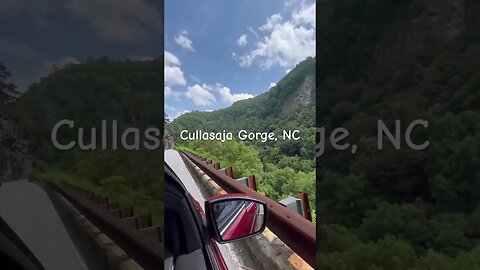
205, 194, 267, 244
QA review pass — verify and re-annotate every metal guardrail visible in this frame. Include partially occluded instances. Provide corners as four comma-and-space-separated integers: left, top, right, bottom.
180, 150, 316, 268
52, 182, 163, 270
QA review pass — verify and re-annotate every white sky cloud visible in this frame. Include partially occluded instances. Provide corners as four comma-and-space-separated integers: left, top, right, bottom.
285, 0, 301, 6
258, 13, 283, 32
165, 65, 186, 86
186, 84, 216, 106
164, 51, 186, 86
165, 51, 181, 66
184, 82, 253, 106
218, 85, 254, 105
237, 34, 248, 46
292, 2, 315, 27
164, 86, 182, 99
269, 82, 277, 88
234, 2, 315, 70
175, 30, 195, 52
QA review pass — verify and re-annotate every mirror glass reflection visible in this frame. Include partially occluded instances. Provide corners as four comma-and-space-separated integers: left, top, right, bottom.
211, 199, 265, 241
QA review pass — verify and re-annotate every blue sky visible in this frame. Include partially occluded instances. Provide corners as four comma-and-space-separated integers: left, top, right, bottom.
165, 0, 316, 119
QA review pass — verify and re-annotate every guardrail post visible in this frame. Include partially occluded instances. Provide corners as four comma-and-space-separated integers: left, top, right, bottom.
120, 207, 134, 218
207, 160, 212, 165
214, 162, 221, 170
137, 214, 152, 229
248, 175, 257, 191
226, 167, 234, 178
298, 192, 312, 221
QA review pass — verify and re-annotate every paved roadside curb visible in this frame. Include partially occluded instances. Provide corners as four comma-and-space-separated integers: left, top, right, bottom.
184, 158, 313, 270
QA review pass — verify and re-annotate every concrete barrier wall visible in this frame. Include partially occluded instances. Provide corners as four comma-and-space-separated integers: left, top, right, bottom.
185, 158, 313, 270
53, 193, 144, 270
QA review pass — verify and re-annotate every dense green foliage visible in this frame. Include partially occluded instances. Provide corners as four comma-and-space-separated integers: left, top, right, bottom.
177, 140, 316, 221
11, 59, 163, 224
169, 57, 316, 216
169, 57, 315, 166
317, 0, 480, 268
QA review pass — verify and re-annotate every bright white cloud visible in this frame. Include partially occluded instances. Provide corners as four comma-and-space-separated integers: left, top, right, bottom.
269, 82, 277, 88
164, 51, 186, 86
285, 0, 301, 6
292, 3, 315, 27
175, 30, 195, 52
164, 86, 182, 99
286, 69, 291, 74
184, 82, 253, 106
218, 86, 254, 104
165, 51, 181, 66
165, 66, 186, 86
186, 84, 216, 106
235, 2, 315, 70
258, 13, 283, 32
237, 34, 248, 46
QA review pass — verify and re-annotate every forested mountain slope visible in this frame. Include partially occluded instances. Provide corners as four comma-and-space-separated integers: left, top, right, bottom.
169, 56, 315, 164
9, 58, 163, 223
15, 59, 162, 156
317, 0, 480, 268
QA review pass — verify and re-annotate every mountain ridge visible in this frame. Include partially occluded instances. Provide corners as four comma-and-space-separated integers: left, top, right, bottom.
169, 56, 315, 136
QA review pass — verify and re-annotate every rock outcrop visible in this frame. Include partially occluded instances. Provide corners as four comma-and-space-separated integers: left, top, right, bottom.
0, 119, 32, 182
163, 129, 174, 150
281, 75, 315, 115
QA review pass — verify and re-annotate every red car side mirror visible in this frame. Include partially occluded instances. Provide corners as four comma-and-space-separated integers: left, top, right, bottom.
205, 194, 267, 244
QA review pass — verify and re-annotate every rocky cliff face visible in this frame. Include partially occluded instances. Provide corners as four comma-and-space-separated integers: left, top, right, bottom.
281, 75, 315, 115
163, 129, 174, 150
0, 119, 32, 182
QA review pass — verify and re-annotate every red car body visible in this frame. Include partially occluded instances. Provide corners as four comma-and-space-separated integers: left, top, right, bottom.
188, 194, 229, 270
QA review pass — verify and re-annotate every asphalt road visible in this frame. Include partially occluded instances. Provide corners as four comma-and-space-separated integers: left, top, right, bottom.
165, 149, 264, 270
0, 180, 89, 270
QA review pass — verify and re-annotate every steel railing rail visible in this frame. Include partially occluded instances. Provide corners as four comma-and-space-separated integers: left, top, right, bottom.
52, 182, 163, 270
180, 150, 316, 267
